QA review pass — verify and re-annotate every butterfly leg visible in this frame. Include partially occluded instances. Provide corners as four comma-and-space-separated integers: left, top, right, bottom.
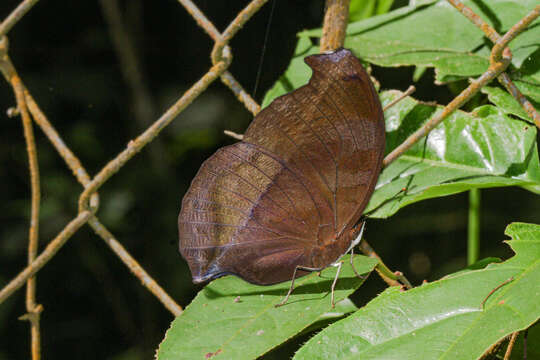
275, 265, 323, 308
330, 261, 343, 308
349, 247, 366, 280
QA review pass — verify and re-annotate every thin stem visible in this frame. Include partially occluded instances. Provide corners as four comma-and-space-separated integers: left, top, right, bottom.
13, 74, 42, 360
383, 86, 415, 112
223, 130, 244, 140
0, 0, 40, 37
504, 332, 519, 360
446, 0, 540, 128
320, 0, 351, 52
468, 188, 481, 265
359, 238, 412, 289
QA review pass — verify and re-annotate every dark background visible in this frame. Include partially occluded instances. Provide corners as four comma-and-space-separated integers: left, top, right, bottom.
0, 0, 538, 359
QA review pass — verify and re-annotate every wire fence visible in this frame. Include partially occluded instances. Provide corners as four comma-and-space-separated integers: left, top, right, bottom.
0, 0, 538, 358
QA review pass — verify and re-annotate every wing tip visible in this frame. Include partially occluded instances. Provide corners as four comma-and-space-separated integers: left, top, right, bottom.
304, 48, 354, 68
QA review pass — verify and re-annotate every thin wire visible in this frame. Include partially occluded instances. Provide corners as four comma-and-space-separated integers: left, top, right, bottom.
252, 0, 276, 100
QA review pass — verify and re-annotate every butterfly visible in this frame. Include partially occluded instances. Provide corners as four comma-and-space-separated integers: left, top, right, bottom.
178, 48, 384, 306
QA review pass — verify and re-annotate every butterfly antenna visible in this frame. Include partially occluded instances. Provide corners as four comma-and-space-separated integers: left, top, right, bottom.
252, 0, 276, 99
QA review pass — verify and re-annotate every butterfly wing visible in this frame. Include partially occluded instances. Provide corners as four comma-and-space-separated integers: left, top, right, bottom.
179, 48, 384, 284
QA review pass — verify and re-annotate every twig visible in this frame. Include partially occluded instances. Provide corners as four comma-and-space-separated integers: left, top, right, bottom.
446, 0, 500, 43
491, 6, 540, 62
359, 238, 412, 289
13, 72, 42, 360
0, 211, 92, 305
221, 72, 260, 115
223, 130, 244, 140
1, 35, 43, 359
446, 0, 540, 128
87, 216, 183, 316
320, 0, 351, 52
0, 0, 40, 37
383, 86, 415, 112
498, 72, 540, 129
504, 332, 519, 360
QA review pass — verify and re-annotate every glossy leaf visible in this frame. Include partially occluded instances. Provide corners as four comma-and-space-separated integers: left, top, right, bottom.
367, 91, 540, 218
294, 222, 540, 360
481, 86, 535, 123
157, 255, 377, 360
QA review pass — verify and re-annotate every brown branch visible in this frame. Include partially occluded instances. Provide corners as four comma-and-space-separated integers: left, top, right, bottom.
223, 130, 244, 140
447, 0, 540, 128
491, 6, 540, 62
13, 72, 42, 360
320, 0, 351, 52
481, 276, 514, 309
0, 0, 40, 37
383, 86, 415, 112
221, 71, 260, 115
1, 35, 43, 360
359, 238, 412, 289
504, 332, 519, 360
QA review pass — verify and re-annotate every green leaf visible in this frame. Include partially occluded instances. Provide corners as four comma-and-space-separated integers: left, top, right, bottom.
349, 0, 395, 22
367, 91, 540, 218
294, 222, 540, 360
349, 0, 376, 22
156, 255, 377, 360
481, 86, 535, 123
302, 0, 540, 83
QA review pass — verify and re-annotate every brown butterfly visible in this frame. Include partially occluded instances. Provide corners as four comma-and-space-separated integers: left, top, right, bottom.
178, 48, 385, 306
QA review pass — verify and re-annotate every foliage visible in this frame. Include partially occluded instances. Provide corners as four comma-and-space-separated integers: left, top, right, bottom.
158, 1, 539, 359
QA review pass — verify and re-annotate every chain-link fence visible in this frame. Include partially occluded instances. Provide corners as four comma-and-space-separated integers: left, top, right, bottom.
0, 0, 538, 358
